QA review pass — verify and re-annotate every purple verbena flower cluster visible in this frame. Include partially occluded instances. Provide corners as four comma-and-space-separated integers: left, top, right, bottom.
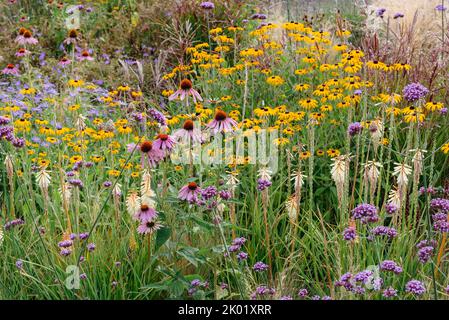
4, 218, 25, 230
188, 279, 209, 296
405, 280, 426, 295
257, 178, 272, 191
351, 203, 379, 224
348, 122, 363, 136
227, 237, 248, 262
148, 108, 167, 126
253, 261, 269, 272
343, 226, 357, 241
371, 226, 397, 239
385, 203, 399, 215
402, 83, 429, 102
380, 260, 402, 274
250, 285, 275, 300
200, 1, 215, 10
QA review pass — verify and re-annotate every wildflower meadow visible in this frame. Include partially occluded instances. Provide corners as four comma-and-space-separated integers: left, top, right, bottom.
0, 0, 448, 301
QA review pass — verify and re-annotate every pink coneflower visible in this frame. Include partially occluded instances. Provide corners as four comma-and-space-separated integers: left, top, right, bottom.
2, 64, 19, 75
15, 27, 26, 43
168, 79, 203, 105
178, 182, 202, 202
134, 204, 158, 222
16, 29, 38, 45
58, 56, 71, 66
78, 49, 94, 61
153, 133, 176, 151
206, 110, 238, 134
137, 220, 162, 235
128, 140, 164, 168
173, 119, 203, 143
15, 48, 30, 57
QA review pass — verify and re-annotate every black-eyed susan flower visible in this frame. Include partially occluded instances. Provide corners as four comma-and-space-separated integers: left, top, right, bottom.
117, 125, 132, 134
68, 79, 84, 88
366, 60, 386, 70
441, 143, 449, 154
311, 112, 325, 121
294, 83, 310, 92
299, 98, 318, 110
425, 101, 443, 112
70, 155, 83, 164
299, 151, 311, 160
404, 112, 425, 123
273, 138, 289, 146
327, 149, 340, 158
266, 76, 284, 86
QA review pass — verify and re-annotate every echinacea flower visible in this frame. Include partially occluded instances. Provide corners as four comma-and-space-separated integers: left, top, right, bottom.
16, 29, 38, 45
173, 119, 202, 143
137, 220, 162, 235
168, 79, 203, 105
15, 48, 30, 57
134, 204, 158, 222
178, 182, 202, 202
206, 110, 238, 134
58, 57, 71, 66
128, 140, 164, 168
2, 64, 19, 75
78, 50, 94, 61
15, 27, 26, 42
153, 133, 176, 152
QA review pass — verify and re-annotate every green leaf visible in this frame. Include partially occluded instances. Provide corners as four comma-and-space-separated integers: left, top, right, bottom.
190, 215, 214, 230
184, 274, 204, 282
154, 227, 171, 252
177, 247, 205, 267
